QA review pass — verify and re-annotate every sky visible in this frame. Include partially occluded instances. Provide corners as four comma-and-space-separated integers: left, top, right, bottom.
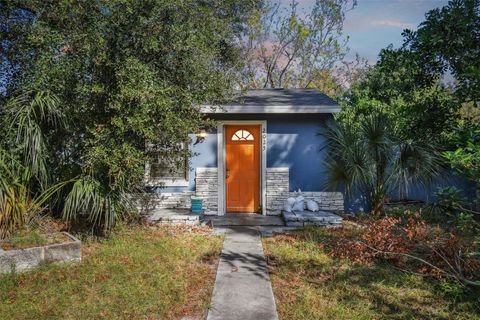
343, 0, 449, 63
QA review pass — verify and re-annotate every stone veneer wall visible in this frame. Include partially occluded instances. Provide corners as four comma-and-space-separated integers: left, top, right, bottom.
145, 167, 343, 215
141, 168, 218, 214
266, 168, 290, 215
194, 168, 218, 214
292, 191, 344, 213
266, 167, 344, 215
139, 191, 195, 212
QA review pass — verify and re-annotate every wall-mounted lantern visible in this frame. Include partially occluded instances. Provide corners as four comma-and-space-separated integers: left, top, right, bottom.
194, 129, 208, 145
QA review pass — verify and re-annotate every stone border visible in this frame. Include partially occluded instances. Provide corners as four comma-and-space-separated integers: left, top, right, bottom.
266, 168, 344, 215
147, 208, 200, 225
0, 232, 81, 274
282, 210, 343, 227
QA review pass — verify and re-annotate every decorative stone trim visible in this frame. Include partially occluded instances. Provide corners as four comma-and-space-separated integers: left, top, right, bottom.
291, 191, 344, 212
266, 168, 289, 215
0, 232, 81, 274
138, 191, 195, 212
195, 168, 218, 214
266, 167, 344, 214
142, 166, 344, 216
147, 209, 200, 225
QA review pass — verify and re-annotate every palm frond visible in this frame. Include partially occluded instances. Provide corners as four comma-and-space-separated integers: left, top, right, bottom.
323, 120, 372, 195
389, 141, 444, 198
62, 176, 135, 232
4, 91, 64, 186
0, 149, 67, 239
324, 111, 443, 214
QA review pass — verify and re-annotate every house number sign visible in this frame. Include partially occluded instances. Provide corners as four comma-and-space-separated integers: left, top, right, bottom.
262, 127, 267, 151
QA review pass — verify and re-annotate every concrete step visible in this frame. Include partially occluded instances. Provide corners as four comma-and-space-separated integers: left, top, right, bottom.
204, 214, 285, 227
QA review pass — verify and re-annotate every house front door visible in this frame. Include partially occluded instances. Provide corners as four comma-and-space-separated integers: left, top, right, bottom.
225, 125, 260, 213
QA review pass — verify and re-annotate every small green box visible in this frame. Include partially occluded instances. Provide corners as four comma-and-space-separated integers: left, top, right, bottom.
191, 196, 203, 213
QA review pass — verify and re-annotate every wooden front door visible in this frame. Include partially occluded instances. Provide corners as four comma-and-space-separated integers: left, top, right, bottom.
225, 125, 260, 213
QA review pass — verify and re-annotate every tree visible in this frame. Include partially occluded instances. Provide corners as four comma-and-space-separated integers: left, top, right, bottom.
0, 0, 258, 232
404, 0, 480, 103
325, 110, 443, 215
309, 53, 370, 99
239, 0, 356, 88
341, 47, 459, 147
401, 0, 480, 205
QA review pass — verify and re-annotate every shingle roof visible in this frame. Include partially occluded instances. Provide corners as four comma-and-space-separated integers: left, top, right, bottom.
201, 88, 340, 114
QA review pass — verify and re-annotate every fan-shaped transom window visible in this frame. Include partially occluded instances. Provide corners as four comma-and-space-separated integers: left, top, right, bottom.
231, 129, 254, 141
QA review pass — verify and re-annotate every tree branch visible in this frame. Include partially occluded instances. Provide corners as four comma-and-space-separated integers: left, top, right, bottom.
356, 240, 480, 287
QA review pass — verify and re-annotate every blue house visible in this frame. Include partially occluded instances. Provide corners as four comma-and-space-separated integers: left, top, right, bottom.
145, 88, 344, 215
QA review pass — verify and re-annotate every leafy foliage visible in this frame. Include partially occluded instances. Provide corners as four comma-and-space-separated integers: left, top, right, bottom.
333, 0, 479, 215
0, 1, 258, 232
0, 151, 67, 239
0, 91, 69, 238
425, 187, 480, 234
62, 176, 135, 232
403, 0, 480, 102
443, 127, 480, 184
325, 111, 443, 215
2, 91, 64, 186
340, 47, 459, 146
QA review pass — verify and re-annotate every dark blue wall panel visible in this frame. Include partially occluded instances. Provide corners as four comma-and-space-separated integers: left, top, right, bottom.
150, 113, 477, 213
212, 113, 334, 192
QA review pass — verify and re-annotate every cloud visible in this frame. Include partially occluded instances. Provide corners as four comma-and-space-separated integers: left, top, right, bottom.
369, 19, 415, 29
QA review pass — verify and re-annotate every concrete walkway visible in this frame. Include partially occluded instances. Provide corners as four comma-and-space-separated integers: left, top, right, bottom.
207, 227, 279, 320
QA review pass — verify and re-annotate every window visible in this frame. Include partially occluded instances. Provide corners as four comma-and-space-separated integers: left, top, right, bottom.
145, 142, 189, 187
231, 129, 254, 141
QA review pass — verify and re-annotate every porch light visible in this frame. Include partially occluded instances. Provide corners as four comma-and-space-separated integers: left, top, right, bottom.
194, 129, 208, 145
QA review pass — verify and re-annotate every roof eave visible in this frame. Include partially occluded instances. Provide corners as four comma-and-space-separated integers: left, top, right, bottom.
200, 104, 341, 114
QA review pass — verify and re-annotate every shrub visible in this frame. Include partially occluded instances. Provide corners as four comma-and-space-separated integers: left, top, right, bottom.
425, 187, 480, 234
329, 215, 480, 286
0, 151, 67, 239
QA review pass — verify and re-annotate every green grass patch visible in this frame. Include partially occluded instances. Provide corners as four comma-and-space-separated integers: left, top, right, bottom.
0, 225, 223, 319
1, 229, 48, 250
263, 228, 479, 320
10, 229, 48, 248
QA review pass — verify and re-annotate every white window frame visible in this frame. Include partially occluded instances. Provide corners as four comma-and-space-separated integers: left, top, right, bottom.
144, 143, 190, 187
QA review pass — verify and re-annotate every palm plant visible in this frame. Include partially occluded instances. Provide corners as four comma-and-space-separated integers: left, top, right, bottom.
3, 90, 137, 233
62, 175, 136, 233
0, 150, 68, 239
325, 112, 443, 215
4, 91, 64, 187
0, 91, 67, 238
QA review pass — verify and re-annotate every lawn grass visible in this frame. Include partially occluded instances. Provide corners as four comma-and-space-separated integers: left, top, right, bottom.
263, 228, 480, 320
0, 224, 222, 319
2, 229, 48, 249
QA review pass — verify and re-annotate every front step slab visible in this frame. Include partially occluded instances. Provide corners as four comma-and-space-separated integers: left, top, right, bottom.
206, 215, 285, 227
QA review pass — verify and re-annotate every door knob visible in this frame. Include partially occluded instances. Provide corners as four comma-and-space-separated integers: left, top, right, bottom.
226, 169, 230, 179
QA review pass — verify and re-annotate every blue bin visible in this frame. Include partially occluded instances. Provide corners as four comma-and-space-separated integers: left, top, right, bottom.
191, 196, 203, 213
